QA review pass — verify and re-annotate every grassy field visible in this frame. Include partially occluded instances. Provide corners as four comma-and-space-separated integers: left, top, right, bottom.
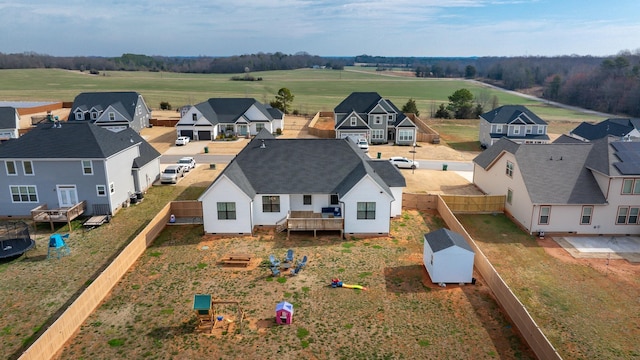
0, 68, 603, 125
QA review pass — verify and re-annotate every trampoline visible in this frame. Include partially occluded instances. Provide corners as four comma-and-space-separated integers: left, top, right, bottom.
0, 221, 36, 260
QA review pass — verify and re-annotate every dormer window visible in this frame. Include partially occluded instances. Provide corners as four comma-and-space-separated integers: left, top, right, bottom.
91, 112, 98, 120
192, 113, 197, 122
350, 116, 356, 126
108, 112, 115, 121
75, 111, 84, 120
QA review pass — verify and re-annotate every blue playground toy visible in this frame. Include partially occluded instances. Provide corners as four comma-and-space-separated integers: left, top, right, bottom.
47, 233, 70, 259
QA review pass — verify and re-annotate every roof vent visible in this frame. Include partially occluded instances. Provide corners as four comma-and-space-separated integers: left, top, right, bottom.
260, 140, 266, 149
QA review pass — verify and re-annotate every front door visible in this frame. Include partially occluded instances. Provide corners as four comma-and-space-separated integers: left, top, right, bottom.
238, 125, 247, 136
57, 185, 78, 208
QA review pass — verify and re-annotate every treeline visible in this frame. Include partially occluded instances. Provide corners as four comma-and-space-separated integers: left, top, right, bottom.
0, 52, 348, 73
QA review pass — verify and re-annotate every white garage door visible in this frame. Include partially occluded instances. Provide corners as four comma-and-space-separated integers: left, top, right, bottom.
339, 132, 367, 140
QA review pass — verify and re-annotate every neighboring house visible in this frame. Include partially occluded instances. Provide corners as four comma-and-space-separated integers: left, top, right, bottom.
569, 118, 640, 141
266, 106, 285, 133
473, 136, 640, 235
68, 92, 151, 133
423, 228, 475, 284
175, 98, 280, 141
478, 105, 550, 148
0, 107, 20, 140
199, 131, 406, 235
334, 92, 417, 145
0, 122, 161, 217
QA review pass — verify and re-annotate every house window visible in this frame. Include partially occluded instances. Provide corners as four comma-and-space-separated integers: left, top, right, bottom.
350, 117, 357, 126
495, 124, 503, 133
96, 185, 107, 197
109, 182, 115, 194
91, 112, 98, 120
357, 202, 376, 219
262, 196, 280, 213
506, 189, 513, 205
387, 115, 394, 123
617, 206, 640, 224
371, 129, 384, 141
82, 160, 93, 175
398, 129, 413, 142
6, 161, 16, 175
506, 161, 514, 177
621, 179, 640, 194
330, 194, 339, 205
513, 126, 520, 135
539, 206, 550, 225
108, 112, 115, 121
137, 104, 142, 115
303, 195, 312, 205
75, 111, 84, 120
10, 185, 38, 203
217, 202, 237, 220
374, 115, 382, 125
538, 127, 544, 134
580, 206, 593, 225
23, 161, 33, 175
256, 123, 265, 132
192, 113, 197, 121
526, 126, 532, 134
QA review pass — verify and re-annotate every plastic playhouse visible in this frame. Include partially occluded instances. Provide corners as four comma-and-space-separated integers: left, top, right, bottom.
275, 301, 294, 325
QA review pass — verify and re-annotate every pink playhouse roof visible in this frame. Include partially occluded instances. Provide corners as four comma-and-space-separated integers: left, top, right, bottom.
275, 301, 293, 314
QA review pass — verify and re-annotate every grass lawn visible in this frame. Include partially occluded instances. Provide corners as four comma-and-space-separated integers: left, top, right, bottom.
56, 210, 534, 360
458, 214, 640, 359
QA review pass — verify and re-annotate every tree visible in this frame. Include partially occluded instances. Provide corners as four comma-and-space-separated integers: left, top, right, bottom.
401, 98, 420, 116
434, 103, 451, 119
546, 75, 561, 100
272, 87, 295, 114
447, 88, 475, 119
464, 65, 477, 79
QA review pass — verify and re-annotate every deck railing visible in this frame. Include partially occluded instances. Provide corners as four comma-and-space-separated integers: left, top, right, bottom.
31, 201, 87, 231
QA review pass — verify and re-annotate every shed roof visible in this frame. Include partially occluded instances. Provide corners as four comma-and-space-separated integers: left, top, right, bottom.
424, 228, 473, 253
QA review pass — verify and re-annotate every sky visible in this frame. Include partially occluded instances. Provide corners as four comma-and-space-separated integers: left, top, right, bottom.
0, 0, 639, 58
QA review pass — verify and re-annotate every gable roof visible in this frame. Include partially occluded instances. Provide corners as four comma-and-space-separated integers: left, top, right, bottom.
474, 138, 606, 204
69, 91, 142, 121
570, 118, 638, 141
585, 136, 640, 176
195, 98, 273, 126
0, 107, 17, 129
129, 129, 161, 168
334, 92, 410, 127
266, 107, 284, 120
208, 137, 404, 198
0, 122, 142, 159
424, 228, 473, 253
480, 105, 547, 125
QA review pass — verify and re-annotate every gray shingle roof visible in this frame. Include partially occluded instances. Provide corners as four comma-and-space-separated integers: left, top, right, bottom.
570, 118, 636, 141
0, 107, 17, 129
216, 137, 403, 198
69, 92, 141, 121
0, 122, 142, 159
334, 92, 410, 128
197, 98, 273, 126
480, 105, 547, 125
424, 228, 473, 253
585, 136, 640, 176
474, 138, 606, 204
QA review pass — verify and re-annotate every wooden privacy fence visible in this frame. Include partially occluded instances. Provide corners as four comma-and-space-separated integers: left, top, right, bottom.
402, 193, 439, 210
19, 203, 172, 360
170, 200, 203, 218
440, 195, 505, 213
435, 195, 562, 360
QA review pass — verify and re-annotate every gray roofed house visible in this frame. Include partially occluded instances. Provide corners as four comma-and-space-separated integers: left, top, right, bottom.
473, 137, 640, 235
569, 118, 640, 141
199, 136, 406, 236
333, 92, 417, 146
0, 122, 160, 217
175, 98, 279, 141
478, 105, 550, 148
69, 91, 151, 133
0, 107, 20, 140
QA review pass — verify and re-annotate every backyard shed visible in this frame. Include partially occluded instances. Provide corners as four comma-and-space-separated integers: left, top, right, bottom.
275, 301, 294, 325
423, 228, 475, 284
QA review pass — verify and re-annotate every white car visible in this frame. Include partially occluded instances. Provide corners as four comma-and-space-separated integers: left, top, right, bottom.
356, 138, 369, 152
175, 136, 190, 146
160, 165, 185, 184
177, 157, 196, 172
389, 156, 419, 169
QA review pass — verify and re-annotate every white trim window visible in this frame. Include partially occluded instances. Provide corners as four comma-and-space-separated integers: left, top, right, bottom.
398, 129, 414, 142
350, 116, 357, 126
357, 202, 376, 219
6, 161, 17, 175
108, 112, 116, 121
23, 161, 34, 176
217, 202, 237, 220
622, 179, 640, 195
256, 123, 265, 132
526, 126, 532, 134
580, 206, 593, 225
617, 206, 640, 224
506, 161, 514, 177
507, 188, 513, 205
371, 129, 384, 141
91, 111, 99, 120
10, 185, 38, 203
262, 196, 280, 213
537, 127, 544, 134
373, 115, 382, 125
303, 195, 312, 205
513, 126, 520, 135
82, 160, 93, 175
75, 110, 84, 120
96, 185, 107, 197
495, 124, 503, 134
539, 206, 550, 225
387, 115, 394, 124
192, 113, 197, 121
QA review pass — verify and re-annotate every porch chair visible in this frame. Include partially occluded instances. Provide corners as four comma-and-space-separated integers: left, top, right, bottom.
284, 249, 294, 263
269, 254, 280, 267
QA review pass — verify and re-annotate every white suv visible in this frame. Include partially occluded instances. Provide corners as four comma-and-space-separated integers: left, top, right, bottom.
177, 157, 196, 172
160, 165, 184, 184
175, 136, 190, 146
356, 138, 369, 152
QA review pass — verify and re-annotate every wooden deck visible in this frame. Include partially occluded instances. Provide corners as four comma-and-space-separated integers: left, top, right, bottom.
31, 201, 87, 231
286, 211, 343, 238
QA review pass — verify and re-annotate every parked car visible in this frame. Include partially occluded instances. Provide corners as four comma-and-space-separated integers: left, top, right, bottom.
160, 165, 184, 184
389, 156, 419, 169
177, 157, 196, 172
175, 136, 190, 146
356, 138, 369, 152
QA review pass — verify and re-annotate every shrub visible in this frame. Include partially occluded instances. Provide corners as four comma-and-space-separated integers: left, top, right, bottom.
276, 128, 282, 135
160, 101, 172, 110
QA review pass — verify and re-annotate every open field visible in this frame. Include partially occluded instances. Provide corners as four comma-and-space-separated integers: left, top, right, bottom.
0, 68, 604, 125
56, 212, 534, 360
458, 214, 640, 359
